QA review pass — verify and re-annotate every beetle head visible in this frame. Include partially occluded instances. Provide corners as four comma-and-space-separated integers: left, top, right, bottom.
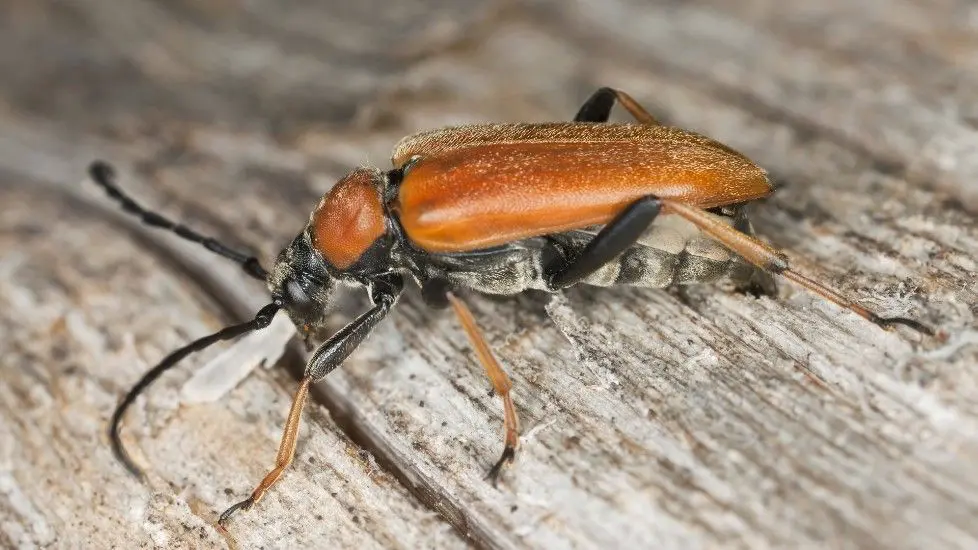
268, 232, 335, 336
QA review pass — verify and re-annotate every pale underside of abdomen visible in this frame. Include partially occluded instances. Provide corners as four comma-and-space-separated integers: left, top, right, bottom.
427, 212, 752, 296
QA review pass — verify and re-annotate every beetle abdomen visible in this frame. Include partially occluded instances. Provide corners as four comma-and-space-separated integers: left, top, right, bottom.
424, 212, 750, 296
549, 213, 743, 289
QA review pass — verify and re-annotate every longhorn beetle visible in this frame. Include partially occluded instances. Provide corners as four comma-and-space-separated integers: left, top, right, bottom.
88, 87, 933, 528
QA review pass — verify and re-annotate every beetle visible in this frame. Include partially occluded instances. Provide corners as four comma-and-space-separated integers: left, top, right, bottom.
88, 87, 932, 528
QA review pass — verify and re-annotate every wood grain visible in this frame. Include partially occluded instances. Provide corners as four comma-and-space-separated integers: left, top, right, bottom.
2, 1, 976, 549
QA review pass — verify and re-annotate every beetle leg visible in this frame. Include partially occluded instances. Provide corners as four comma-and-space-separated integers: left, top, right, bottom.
420, 277, 453, 309
218, 376, 311, 527
574, 87, 659, 125
661, 199, 933, 335
547, 196, 662, 289
445, 292, 520, 487
728, 204, 779, 297
219, 277, 402, 527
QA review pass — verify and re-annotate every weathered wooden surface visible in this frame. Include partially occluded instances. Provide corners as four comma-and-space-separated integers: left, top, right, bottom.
2, 1, 977, 549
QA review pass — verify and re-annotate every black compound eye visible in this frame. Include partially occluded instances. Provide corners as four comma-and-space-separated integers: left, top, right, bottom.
284, 278, 313, 310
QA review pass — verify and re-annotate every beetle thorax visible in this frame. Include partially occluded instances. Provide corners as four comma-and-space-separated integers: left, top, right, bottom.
310, 167, 387, 270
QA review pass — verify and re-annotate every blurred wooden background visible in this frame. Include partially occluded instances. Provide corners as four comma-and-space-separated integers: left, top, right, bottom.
2, 1, 977, 549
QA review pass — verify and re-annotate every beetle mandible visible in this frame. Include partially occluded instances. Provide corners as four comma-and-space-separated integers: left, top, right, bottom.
88, 87, 932, 527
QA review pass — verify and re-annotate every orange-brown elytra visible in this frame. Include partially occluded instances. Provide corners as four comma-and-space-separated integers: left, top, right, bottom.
87, 86, 934, 532
394, 125, 772, 252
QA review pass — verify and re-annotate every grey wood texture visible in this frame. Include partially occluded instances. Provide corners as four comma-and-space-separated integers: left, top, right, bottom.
1, 1, 976, 549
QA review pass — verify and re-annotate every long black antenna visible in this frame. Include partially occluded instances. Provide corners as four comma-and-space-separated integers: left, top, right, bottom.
110, 303, 281, 479
87, 161, 269, 281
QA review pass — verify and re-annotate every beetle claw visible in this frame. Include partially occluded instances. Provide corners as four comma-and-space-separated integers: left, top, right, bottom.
218, 496, 254, 527
485, 446, 516, 488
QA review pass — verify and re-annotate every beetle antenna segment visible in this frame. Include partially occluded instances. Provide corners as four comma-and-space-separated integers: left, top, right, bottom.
446, 292, 520, 487
109, 303, 281, 479
87, 161, 269, 281
661, 200, 933, 336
